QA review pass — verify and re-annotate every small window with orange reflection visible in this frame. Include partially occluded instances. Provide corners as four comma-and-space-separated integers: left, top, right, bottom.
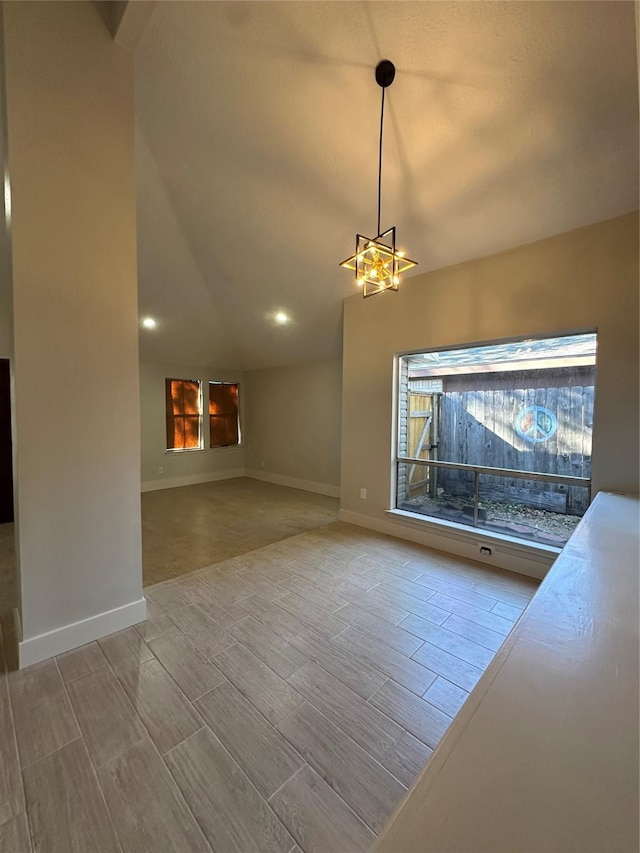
209, 382, 240, 448
165, 378, 202, 450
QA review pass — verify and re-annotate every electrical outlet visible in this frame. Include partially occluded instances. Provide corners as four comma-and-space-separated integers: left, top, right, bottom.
477, 542, 493, 557
360, 488, 367, 500
158, 466, 163, 474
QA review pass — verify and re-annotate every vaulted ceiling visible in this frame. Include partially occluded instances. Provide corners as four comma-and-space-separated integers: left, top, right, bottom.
134, 1, 639, 370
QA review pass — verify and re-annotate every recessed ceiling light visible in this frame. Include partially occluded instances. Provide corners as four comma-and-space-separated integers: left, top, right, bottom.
275, 312, 289, 325
142, 317, 157, 329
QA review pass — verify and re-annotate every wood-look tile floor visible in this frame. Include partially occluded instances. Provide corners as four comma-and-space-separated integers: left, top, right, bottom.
0, 521, 539, 853
142, 478, 340, 586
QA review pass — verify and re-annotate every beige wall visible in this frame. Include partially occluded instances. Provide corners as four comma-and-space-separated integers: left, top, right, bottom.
341, 213, 639, 533
245, 358, 342, 493
4, 1, 143, 660
140, 357, 341, 495
140, 360, 245, 487
0, 9, 10, 361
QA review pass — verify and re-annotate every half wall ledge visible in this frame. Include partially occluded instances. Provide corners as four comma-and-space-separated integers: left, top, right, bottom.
375, 491, 640, 853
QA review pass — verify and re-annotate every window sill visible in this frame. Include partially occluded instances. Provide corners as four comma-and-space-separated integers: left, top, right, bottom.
385, 507, 562, 560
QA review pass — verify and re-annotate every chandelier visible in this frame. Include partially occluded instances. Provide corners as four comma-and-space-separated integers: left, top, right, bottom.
340, 60, 417, 298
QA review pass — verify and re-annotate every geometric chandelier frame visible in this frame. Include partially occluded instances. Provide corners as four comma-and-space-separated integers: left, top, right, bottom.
339, 227, 417, 298
340, 59, 417, 298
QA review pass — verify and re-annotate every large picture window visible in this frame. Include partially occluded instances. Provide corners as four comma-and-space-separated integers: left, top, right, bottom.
396, 332, 597, 547
209, 381, 240, 448
165, 378, 202, 450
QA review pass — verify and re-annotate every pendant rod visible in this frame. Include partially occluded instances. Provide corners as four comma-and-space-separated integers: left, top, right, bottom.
377, 85, 385, 238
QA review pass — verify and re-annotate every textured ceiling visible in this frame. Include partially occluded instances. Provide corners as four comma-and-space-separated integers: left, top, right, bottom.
135, 1, 639, 370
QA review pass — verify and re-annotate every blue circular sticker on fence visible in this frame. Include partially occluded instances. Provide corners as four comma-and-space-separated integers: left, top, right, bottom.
515, 406, 557, 443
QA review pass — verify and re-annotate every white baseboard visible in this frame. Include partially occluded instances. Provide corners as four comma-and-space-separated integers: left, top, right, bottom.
141, 467, 340, 499
141, 468, 246, 493
244, 469, 341, 499
338, 509, 555, 580
19, 597, 147, 669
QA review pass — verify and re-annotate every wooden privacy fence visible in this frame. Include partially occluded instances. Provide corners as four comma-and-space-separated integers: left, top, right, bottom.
437, 386, 594, 513
404, 384, 594, 515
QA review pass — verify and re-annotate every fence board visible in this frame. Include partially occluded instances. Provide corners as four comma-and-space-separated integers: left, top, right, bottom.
545, 386, 559, 465
479, 483, 567, 513
583, 385, 594, 479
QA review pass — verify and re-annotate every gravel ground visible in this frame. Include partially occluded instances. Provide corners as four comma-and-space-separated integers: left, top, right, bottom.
401, 494, 581, 546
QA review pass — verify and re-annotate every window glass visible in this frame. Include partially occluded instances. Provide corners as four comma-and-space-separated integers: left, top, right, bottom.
396, 333, 597, 546
209, 382, 240, 447
166, 378, 202, 450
